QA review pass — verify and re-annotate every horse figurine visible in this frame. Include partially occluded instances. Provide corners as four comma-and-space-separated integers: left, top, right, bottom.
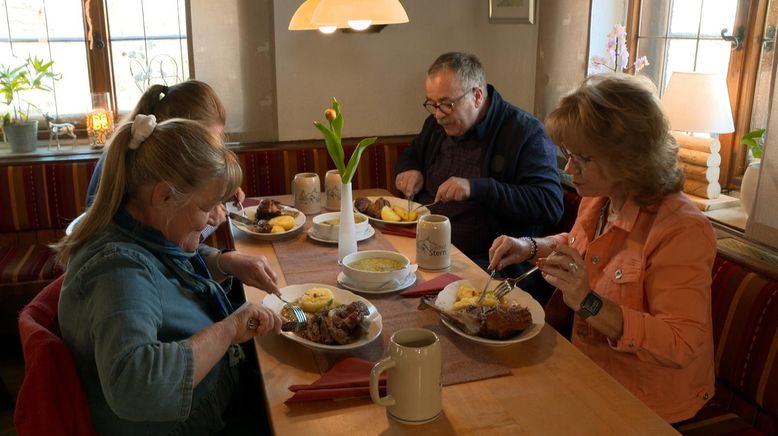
45, 114, 77, 150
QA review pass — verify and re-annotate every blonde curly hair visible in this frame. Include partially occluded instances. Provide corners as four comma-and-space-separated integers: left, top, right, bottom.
545, 73, 684, 206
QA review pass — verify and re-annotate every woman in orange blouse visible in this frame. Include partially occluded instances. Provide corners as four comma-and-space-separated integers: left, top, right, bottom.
488, 73, 716, 423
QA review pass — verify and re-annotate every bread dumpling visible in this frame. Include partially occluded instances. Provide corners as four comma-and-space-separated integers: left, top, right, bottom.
299, 287, 334, 313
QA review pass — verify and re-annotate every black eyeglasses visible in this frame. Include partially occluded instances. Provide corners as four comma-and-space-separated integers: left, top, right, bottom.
558, 145, 593, 166
422, 88, 474, 115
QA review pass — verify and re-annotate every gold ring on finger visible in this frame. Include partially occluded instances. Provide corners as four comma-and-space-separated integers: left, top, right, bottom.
247, 317, 259, 330
568, 262, 579, 272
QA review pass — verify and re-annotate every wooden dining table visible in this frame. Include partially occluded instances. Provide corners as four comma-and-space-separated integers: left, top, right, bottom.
236, 189, 677, 435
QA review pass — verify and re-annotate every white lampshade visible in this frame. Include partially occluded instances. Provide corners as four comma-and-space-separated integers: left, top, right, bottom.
661, 72, 734, 134
289, 0, 408, 31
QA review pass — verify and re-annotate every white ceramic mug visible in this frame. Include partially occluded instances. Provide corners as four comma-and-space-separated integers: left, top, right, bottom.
292, 172, 321, 215
370, 328, 442, 425
324, 169, 342, 210
416, 214, 451, 271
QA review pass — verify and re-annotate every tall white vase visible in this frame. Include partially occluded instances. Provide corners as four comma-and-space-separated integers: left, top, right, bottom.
338, 182, 357, 262
740, 161, 760, 216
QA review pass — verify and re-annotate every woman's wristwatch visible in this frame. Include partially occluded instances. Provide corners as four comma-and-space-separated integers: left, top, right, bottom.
577, 290, 603, 319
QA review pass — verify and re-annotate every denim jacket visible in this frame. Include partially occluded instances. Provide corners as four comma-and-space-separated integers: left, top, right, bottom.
59, 224, 237, 435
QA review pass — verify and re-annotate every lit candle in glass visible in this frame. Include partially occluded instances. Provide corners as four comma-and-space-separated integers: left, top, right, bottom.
86, 92, 115, 148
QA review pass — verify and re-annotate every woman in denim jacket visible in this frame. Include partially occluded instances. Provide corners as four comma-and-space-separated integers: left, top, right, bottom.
55, 116, 282, 435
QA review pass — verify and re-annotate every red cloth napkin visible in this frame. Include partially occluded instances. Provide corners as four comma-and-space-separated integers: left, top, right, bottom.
380, 224, 417, 238
399, 272, 462, 297
285, 357, 386, 403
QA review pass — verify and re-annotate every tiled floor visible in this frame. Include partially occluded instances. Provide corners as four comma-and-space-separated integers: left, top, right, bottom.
0, 339, 23, 436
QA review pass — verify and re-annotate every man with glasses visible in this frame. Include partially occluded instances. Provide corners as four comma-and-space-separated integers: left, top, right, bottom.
395, 52, 563, 303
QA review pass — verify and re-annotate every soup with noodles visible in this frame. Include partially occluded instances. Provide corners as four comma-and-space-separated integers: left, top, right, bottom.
348, 257, 405, 272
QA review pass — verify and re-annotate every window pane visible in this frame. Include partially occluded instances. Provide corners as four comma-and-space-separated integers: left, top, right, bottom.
669, 0, 702, 36
46, 0, 87, 40
110, 39, 188, 112
106, 0, 189, 112
699, 0, 737, 37
142, 0, 187, 38
49, 42, 91, 116
5, 0, 45, 40
110, 40, 147, 111
2, 42, 57, 119
1, 0, 89, 121
105, 0, 145, 38
664, 40, 697, 90
695, 40, 732, 73
639, 0, 671, 37
636, 39, 666, 88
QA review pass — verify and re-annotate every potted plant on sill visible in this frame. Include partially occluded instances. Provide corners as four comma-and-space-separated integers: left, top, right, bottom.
1, 56, 62, 153
740, 128, 764, 216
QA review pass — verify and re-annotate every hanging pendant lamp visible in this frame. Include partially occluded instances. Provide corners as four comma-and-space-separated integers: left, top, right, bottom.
288, 0, 408, 32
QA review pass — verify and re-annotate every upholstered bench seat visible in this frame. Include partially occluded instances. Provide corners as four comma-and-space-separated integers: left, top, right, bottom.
0, 244, 63, 337
0, 244, 62, 284
676, 255, 778, 435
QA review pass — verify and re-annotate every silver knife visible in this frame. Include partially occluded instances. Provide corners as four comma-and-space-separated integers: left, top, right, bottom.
228, 211, 255, 226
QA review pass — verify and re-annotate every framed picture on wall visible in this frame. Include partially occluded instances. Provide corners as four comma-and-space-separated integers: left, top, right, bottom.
488, 0, 535, 24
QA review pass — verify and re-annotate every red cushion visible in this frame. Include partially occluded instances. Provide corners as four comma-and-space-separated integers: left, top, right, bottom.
14, 275, 98, 436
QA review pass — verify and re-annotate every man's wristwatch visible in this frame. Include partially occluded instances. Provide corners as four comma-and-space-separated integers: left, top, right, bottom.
577, 291, 603, 319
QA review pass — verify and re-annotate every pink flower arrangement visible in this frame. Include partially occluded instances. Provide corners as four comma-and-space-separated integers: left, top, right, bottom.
590, 24, 649, 74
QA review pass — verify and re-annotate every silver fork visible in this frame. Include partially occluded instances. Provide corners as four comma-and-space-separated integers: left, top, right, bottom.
278, 295, 308, 331
412, 200, 438, 211
236, 200, 247, 218
492, 265, 540, 300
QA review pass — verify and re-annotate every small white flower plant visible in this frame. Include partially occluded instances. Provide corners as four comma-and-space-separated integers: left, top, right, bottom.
590, 24, 650, 75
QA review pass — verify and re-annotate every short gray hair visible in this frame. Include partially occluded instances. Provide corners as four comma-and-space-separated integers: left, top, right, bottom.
428, 52, 487, 96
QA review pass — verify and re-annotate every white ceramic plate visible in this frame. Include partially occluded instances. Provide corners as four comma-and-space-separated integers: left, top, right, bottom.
229, 205, 305, 241
356, 196, 430, 226
435, 279, 545, 347
337, 270, 417, 294
307, 225, 376, 244
262, 284, 382, 351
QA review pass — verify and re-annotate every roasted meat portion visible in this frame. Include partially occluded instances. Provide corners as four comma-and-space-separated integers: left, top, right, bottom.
252, 219, 273, 233
460, 305, 533, 339
419, 296, 533, 340
297, 301, 370, 345
354, 197, 373, 215
354, 196, 391, 219
256, 198, 283, 220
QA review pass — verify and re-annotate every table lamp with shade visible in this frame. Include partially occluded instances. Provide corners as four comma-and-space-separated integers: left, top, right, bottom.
661, 72, 734, 201
289, 0, 408, 33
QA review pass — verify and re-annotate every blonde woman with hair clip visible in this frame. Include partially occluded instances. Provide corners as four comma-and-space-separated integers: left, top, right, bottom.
488, 73, 715, 424
56, 115, 282, 435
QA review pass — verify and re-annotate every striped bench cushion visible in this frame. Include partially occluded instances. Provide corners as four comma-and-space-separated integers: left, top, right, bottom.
679, 255, 778, 435
0, 244, 62, 284
236, 143, 408, 198
0, 161, 96, 233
